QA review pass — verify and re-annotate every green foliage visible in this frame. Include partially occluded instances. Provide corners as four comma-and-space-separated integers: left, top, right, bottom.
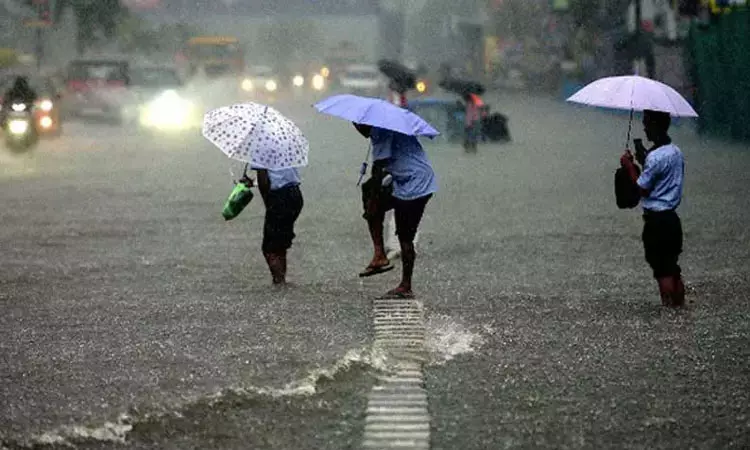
19, 0, 125, 54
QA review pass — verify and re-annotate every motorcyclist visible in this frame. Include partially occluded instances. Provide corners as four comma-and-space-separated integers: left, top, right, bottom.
1, 76, 38, 126
4, 76, 37, 105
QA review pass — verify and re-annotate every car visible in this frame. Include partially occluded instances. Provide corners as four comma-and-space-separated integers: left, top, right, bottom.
286, 62, 328, 96
0, 74, 64, 138
124, 65, 197, 131
64, 58, 130, 122
338, 64, 385, 97
240, 65, 281, 99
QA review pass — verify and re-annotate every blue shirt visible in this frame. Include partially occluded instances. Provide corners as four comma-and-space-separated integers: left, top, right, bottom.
371, 127, 438, 200
637, 143, 684, 211
253, 167, 301, 191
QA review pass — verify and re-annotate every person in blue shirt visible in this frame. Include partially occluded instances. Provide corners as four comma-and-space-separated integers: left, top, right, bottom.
250, 166, 304, 285
620, 109, 685, 307
355, 123, 438, 299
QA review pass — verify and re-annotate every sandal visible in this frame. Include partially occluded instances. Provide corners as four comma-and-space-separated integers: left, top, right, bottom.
358, 263, 394, 278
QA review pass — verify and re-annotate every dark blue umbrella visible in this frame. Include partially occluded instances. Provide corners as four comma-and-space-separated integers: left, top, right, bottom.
313, 94, 441, 138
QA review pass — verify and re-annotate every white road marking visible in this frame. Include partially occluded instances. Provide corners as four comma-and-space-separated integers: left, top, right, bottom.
362, 298, 431, 449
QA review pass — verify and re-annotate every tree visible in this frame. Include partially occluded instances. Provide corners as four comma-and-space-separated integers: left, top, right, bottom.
20, 0, 125, 54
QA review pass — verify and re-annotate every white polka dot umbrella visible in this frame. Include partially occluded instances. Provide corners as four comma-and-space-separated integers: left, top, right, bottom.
202, 102, 309, 169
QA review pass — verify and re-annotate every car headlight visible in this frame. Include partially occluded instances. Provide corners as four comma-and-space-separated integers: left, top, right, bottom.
321, 67, 330, 78
292, 75, 304, 87
39, 116, 53, 129
265, 80, 277, 92
141, 90, 193, 129
416, 81, 427, 93
241, 79, 254, 91
40, 99, 54, 112
11, 103, 27, 112
312, 74, 325, 91
9, 119, 29, 134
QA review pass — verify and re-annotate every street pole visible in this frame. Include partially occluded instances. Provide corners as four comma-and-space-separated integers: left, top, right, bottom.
379, 0, 406, 61
35, 28, 43, 71
633, 0, 642, 75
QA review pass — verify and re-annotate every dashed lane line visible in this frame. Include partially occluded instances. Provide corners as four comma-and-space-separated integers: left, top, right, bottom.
362, 299, 430, 450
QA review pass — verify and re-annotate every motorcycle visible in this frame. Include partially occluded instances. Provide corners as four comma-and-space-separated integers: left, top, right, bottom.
3, 102, 38, 152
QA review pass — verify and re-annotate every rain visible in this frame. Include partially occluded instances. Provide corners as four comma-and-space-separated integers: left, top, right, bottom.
1, 0, 749, 449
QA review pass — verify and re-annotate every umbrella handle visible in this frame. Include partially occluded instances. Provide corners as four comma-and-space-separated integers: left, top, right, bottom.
357, 143, 372, 186
230, 163, 251, 185
357, 162, 368, 186
625, 108, 634, 149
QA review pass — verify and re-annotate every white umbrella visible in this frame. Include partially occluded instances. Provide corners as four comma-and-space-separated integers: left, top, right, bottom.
202, 102, 309, 169
566, 75, 698, 118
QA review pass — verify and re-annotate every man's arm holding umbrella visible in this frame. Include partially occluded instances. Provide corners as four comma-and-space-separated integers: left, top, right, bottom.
621, 150, 656, 198
254, 169, 270, 207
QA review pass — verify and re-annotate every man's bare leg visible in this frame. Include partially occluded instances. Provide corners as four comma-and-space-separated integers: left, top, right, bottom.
672, 275, 686, 307
386, 213, 420, 260
388, 238, 415, 296
264, 251, 287, 285
366, 213, 389, 269
657, 276, 676, 307
385, 212, 400, 259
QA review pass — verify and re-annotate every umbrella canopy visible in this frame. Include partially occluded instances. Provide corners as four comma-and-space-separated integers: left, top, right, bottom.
439, 77, 486, 96
202, 102, 309, 169
313, 94, 440, 138
377, 59, 416, 91
566, 75, 698, 118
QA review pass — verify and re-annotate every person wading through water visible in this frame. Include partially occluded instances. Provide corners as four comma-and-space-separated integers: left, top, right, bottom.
463, 93, 483, 152
355, 122, 437, 299
383, 80, 419, 260
251, 166, 304, 285
620, 109, 686, 307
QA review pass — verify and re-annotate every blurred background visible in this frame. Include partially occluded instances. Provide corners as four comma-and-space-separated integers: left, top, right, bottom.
0, 0, 747, 141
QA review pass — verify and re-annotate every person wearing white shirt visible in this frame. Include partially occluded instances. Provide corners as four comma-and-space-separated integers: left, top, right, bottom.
620, 109, 685, 307
251, 166, 304, 285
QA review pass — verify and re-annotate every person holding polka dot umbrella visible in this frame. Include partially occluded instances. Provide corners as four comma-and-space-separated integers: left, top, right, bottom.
203, 102, 308, 285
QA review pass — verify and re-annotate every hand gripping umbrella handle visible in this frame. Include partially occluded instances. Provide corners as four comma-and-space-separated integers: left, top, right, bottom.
357, 142, 373, 186
357, 161, 368, 186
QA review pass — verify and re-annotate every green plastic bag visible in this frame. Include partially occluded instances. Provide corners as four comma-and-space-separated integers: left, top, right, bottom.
222, 181, 254, 221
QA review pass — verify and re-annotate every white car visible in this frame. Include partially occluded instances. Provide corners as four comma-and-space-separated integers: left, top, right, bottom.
124, 65, 197, 131
338, 64, 384, 97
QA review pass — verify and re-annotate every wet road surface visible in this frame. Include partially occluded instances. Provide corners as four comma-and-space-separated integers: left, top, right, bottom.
1, 93, 748, 449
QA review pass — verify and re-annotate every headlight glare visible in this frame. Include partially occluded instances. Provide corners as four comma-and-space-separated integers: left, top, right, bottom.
9, 119, 29, 134
141, 92, 193, 129
312, 74, 325, 91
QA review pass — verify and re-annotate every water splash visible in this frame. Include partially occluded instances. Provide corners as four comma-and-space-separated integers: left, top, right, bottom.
5, 347, 389, 449
423, 314, 488, 365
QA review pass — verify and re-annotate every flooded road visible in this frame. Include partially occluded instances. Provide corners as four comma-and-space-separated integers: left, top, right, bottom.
1, 94, 748, 449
